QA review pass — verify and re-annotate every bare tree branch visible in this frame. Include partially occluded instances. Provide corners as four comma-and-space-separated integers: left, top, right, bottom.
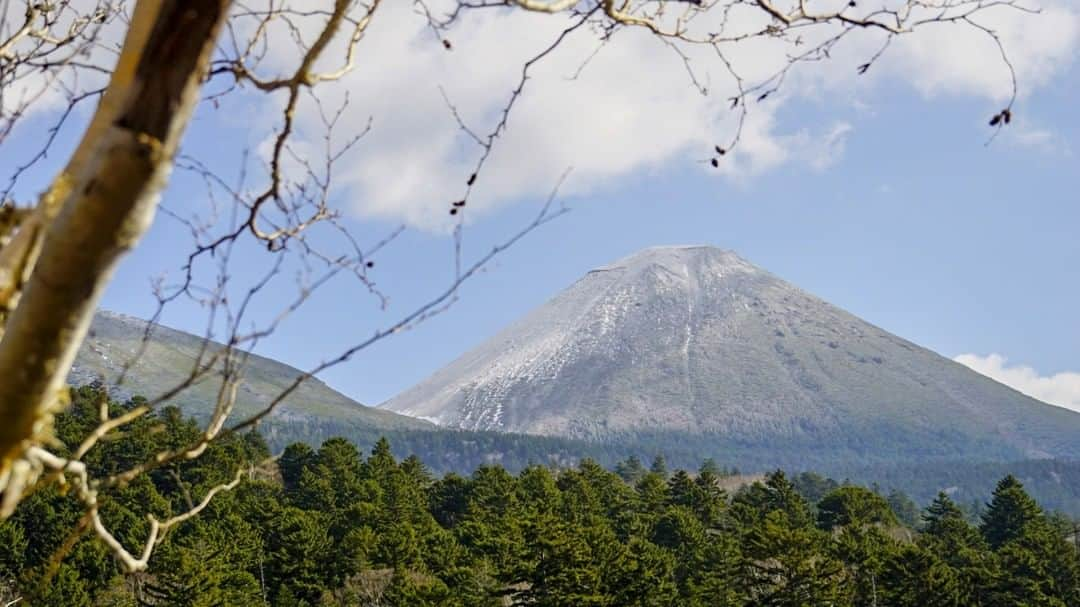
0, 0, 1034, 575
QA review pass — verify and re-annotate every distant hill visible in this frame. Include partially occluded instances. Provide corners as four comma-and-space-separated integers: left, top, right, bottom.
64, 306, 1080, 516
383, 245, 1080, 466
70, 311, 433, 435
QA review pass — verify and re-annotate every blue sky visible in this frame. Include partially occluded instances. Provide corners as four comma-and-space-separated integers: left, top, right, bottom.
5, 1, 1079, 411
100, 56, 1080, 408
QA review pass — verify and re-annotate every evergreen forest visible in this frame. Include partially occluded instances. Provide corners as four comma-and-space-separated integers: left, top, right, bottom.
4, 386, 1079, 606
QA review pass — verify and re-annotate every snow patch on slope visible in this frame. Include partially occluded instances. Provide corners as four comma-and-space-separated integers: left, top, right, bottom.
383, 246, 759, 430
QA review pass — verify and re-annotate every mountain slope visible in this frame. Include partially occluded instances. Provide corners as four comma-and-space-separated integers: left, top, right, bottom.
382, 246, 1080, 463
71, 311, 432, 432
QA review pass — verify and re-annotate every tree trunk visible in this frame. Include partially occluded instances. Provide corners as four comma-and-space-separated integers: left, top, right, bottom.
0, 0, 232, 493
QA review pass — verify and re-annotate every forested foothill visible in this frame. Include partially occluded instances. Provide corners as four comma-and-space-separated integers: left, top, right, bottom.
4, 386, 1078, 606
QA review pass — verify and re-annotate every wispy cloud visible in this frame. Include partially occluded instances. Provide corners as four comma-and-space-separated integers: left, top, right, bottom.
954, 353, 1080, 413
808, 122, 855, 172
1007, 125, 1072, 155
264, 0, 1080, 229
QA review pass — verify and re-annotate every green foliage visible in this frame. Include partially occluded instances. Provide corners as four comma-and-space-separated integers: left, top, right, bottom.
879, 543, 966, 607
790, 471, 840, 505
0, 519, 28, 578
732, 470, 814, 529
260, 412, 1080, 517
741, 510, 850, 606
7, 386, 1080, 606
980, 475, 1044, 549
36, 564, 93, 607
888, 490, 921, 528
816, 485, 897, 531
649, 455, 669, 478
614, 455, 647, 484
140, 538, 262, 607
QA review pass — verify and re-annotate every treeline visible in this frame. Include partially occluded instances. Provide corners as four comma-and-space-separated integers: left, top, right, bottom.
260, 417, 1080, 516
3, 386, 1080, 606
256, 418, 1003, 475
838, 458, 1080, 519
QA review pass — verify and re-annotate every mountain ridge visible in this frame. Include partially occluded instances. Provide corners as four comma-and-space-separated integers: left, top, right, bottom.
71, 310, 433, 432
382, 245, 1080, 463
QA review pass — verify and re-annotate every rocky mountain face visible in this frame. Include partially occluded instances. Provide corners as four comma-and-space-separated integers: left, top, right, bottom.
382, 246, 1080, 463
71, 311, 433, 433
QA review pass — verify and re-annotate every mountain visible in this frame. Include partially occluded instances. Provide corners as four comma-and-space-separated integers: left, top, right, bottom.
71, 311, 433, 435
65, 303, 1080, 514
382, 246, 1080, 465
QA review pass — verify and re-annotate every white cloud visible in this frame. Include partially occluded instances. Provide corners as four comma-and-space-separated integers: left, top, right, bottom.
955, 353, 1080, 413
274, 3, 798, 228
1013, 128, 1057, 148
808, 122, 854, 171
1005, 122, 1073, 155
878, 4, 1079, 102
5, 1, 1077, 226
256, 0, 1078, 228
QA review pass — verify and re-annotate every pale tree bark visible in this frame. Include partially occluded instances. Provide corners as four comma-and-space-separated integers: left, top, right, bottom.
0, 0, 232, 502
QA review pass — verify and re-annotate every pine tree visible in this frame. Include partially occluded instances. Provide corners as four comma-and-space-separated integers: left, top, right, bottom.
382, 569, 451, 607
651, 505, 738, 605
517, 465, 561, 517
980, 475, 1043, 549
365, 437, 398, 483
918, 493, 995, 606
732, 470, 814, 530
614, 456, 647, 484
879, 543, 965, 607
264, 507, 332, 605
830, 524, 899, 605
667, 470, 696, 509
517, 520, 604, 606
278, 443, 316, 493
141, 540, 261, 607
0, 520, 27, 579
887, 490, 921, 528
430, 473, 471, 528
698, 458, 722, 478
790, 472, 840, 504
741, 510, 850, 606
694, 530, 743, 606
401, 454, 432, 488
989, 507, 1080, 606
650, 455, 669, 478
692, 463, 729, 528
922, 493, 968, 537
635, 472, 670, 518
33, 564, 92, 607
612, 536, 679, 606
817, 485, 897, 531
